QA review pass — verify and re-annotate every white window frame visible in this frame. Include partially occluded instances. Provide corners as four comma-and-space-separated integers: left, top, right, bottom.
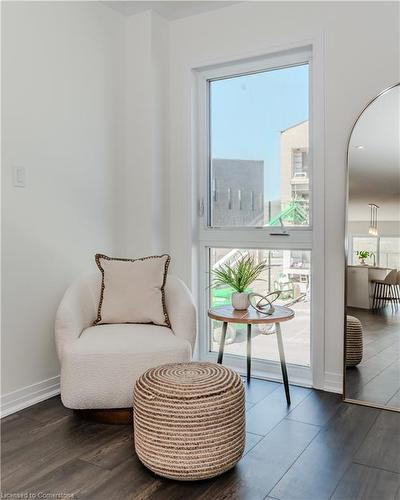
199, 47, 314, 234
194, 42, 326, 389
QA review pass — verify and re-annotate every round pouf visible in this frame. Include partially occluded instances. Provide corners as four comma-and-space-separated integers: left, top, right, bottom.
346, 315, 363, 367
133, 362, 245, 481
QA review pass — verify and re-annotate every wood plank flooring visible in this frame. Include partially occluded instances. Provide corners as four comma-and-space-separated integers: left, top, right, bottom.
1, 379, 400, 499
346, 306, 400, 408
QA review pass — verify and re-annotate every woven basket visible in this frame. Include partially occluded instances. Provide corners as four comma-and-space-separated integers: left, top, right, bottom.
346, 315, 363, 367
133, 362, 245, 481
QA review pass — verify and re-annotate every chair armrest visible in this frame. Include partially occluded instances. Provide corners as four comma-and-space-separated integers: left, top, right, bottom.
165, 276, 197, 354
55, 273, 100, 361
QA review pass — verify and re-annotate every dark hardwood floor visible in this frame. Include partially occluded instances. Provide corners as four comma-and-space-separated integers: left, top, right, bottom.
346, 306, 400, 408
1, 379, 400, 499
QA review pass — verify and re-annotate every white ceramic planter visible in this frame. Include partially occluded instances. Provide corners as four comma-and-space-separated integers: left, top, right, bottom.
231, 292, 250, 310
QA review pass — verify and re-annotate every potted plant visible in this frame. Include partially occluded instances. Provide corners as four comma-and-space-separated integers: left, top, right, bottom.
356, 250, 370, 266
211, 253, 268, 310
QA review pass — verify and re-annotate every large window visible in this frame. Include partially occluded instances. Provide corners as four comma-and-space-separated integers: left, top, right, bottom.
208, 63, 310, 228
351, 236, 400, 268
197, 48, 314, 378
379, 237, 400, 268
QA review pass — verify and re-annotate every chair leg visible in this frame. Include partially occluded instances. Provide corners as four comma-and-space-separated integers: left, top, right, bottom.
385, 285, 392, 307
383, 283, 388, 308
390, 286, 397, 312
372, 283, 378, 309
383, 283, 387, 308
377, 283, 382, 308
383, 284, 388, 308
377, 283, 383, 309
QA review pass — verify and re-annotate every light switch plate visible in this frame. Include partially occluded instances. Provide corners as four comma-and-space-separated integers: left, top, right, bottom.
12, 166, 25, 187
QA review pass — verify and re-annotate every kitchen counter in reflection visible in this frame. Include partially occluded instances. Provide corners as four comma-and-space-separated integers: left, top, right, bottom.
347, 265, 391, 309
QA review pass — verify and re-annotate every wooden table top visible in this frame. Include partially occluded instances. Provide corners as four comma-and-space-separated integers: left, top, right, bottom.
208, 305, 295, 324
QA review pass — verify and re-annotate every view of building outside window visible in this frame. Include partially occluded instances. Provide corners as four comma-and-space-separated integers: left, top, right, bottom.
281, 121, 309, 219
211, 159, 264, 226
209, 248, 311, 367
209, 63, 310, 228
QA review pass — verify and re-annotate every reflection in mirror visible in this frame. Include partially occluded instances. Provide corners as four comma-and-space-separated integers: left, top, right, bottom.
345, 83, 400, 411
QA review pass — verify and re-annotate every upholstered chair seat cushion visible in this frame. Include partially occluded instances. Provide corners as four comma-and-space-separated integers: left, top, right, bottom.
56, 273, 196, 410
61, 324, 192, 409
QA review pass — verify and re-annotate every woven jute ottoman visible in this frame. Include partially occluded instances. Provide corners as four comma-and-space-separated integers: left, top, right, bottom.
346, 315, 363, 367
133, 362, 245, 481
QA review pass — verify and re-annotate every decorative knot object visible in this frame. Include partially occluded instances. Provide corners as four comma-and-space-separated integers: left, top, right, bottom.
133, 362, 245, 481
249, 291, 281, 315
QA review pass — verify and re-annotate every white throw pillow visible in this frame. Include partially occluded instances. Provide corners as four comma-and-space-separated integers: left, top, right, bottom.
94, 254, 171, 327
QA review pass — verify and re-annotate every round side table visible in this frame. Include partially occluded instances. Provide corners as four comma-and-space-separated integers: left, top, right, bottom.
208, 305, 295, 404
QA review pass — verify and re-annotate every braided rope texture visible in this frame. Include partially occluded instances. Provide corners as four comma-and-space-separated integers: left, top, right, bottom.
133, 362, 245, 481
346, 315, 363, 367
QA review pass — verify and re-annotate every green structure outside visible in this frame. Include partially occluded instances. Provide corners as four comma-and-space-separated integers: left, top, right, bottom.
268, 201, 308, 226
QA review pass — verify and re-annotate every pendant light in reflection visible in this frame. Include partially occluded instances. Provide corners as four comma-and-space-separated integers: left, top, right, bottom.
368, 203, 379, 236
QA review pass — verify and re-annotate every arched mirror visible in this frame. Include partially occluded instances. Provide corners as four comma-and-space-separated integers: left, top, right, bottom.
344, 83, 400, 411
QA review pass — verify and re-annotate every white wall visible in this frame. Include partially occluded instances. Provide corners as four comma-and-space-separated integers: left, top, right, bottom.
167, 1, 400, 391
122, 11, 169, 257
1, 1, 124, 408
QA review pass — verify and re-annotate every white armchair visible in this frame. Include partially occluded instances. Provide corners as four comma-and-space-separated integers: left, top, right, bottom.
55, 273, 196, 410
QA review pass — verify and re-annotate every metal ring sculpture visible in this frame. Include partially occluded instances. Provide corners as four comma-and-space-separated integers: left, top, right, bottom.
248, 291, 281, 315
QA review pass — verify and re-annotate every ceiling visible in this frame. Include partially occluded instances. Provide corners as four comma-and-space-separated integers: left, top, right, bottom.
104, 1, 239, 20
348, 85, 400, 221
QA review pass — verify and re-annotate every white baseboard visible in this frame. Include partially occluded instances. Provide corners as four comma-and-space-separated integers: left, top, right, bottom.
324, 371, 343, 394
1, 375, 60, 418
0, 369, 342, 418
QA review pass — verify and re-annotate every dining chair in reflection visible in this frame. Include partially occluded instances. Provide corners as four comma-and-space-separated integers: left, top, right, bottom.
371, 269, 398, 310
396, 271, 400, 304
